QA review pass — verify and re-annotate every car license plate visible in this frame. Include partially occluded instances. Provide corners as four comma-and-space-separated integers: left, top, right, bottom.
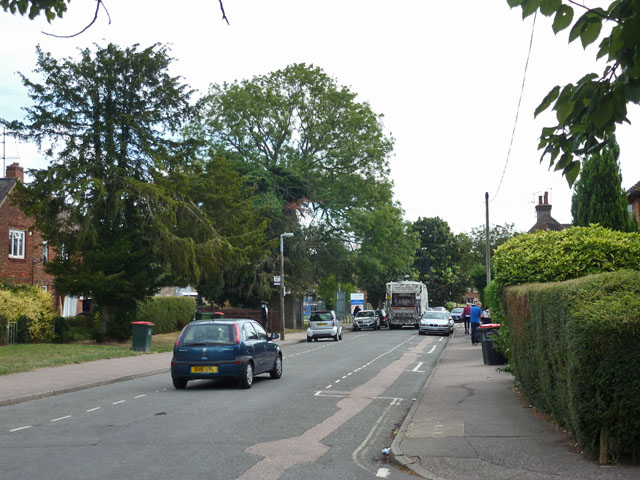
191, 366, 218, 373
317, 322, 327, 326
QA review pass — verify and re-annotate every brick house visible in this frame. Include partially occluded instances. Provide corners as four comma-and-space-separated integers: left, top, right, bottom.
0, 162, 81, 315
528, 191, 570, 232
627, 180, 640, 229
0, 162, 54, 289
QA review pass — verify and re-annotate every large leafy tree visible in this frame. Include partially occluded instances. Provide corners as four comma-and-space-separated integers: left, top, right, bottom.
411, 217, 468, 306
468, 223, 519, 268
3, 43, 224, 339
507, 0, 640, 184
163, 155, 272, 307
194, 63, 404, 296
571, 139, 635, 231
352, 198, 418, 308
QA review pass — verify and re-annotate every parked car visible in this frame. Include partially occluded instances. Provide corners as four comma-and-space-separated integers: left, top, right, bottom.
432, 306, 447, 312
451, 307, 464, 323
353, 310, 380, 330
419, 311, 454, 336
375, 309, 389, 328
170, 319, 282, 389
307, 310, 343, 342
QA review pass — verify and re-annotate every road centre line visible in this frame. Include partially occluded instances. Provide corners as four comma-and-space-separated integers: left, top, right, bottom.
112, 400, 125, 405
9, 426, 32, 432
134, 394, 146, 399
51, 415, 71, 422
86, 407, 101, 412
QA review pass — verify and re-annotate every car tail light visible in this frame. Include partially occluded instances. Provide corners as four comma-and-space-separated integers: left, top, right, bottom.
332, 320, 336, 327
232, 323, 241, 344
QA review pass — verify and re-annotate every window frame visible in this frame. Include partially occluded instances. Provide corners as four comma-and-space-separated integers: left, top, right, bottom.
9, 229, 26, 259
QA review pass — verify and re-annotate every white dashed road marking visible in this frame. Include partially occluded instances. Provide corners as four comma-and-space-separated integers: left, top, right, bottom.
9, 426, 32, 432
51, 415, 71, 422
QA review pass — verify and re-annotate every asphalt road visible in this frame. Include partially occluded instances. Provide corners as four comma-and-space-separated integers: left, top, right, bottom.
0, 327, 450, 480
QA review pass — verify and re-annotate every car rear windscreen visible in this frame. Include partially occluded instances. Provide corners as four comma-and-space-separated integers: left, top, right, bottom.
180, 324, 234, 345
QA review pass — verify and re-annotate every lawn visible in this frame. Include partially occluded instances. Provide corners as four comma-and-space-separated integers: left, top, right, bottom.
0, 329, 306, 376
0, 332, 179, 376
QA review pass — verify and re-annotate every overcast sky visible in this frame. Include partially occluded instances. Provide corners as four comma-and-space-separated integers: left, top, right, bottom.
1, 1, 638, 234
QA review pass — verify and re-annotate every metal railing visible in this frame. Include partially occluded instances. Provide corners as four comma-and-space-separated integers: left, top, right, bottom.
7, 321, 17, 345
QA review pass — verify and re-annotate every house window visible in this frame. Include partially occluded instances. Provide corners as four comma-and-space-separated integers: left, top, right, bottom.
42, 241, 48, 263
9, 230, 25, 259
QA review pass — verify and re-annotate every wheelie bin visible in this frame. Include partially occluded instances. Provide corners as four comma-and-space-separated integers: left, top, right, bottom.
478, 323, 506, 365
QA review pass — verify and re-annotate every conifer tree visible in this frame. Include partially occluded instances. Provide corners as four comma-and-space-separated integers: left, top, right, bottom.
571, 140, 634, 232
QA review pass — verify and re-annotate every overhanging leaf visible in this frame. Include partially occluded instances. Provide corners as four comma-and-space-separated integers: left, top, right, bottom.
580, 18, 603, 48
552, 5, 574, 33
540, 0, 561, 16
535, 85, 560, 117
565, 160, 581, 186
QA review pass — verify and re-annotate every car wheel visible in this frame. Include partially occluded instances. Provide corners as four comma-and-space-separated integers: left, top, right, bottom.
307, 337, 312, 343
239, 361, 254, 389
172, 377, 188, 389
270, 355, 283, 379
339, 330, 343, 340
313, 337, 318, 342
333, 333, 339, 341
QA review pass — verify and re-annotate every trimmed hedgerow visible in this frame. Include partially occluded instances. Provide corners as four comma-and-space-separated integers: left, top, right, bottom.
503, 270, 640, 462
136, 296, 195, 334
493, 225, 640, 287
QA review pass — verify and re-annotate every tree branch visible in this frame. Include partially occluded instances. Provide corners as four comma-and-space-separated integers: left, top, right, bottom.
41, 0, 110, 38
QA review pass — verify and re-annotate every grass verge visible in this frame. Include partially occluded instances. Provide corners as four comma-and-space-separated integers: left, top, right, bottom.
0, 332, 179, 376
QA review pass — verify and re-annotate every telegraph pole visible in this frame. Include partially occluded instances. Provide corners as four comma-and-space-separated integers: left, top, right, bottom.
485, 192, 491, 286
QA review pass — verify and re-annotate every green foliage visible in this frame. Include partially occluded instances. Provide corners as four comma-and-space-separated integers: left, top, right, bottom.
502, 270, 640, 460
571, 140, 635, 231
195, 63, 406, 300
0, 284, 55, 342
0, 0, 68, 21
316, 275, 356, 310
2, 43, 225, 340
468, 223, 519, 267
352, 201, 418, 307
493, 225, 640, 287
53, 315, 97, 343
136, 296, 196, 334
412, 217, 468, 305
507, 0, 640, 184
470, 264, 487, 303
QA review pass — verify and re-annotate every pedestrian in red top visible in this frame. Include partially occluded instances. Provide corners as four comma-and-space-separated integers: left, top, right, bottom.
462, 304, 471, 334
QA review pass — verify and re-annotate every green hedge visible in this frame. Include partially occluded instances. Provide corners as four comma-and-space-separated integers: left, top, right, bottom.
493, 225, 640, 286
53, 315, 97, 343
136, 296, 195, 334
502, 270, 640, 462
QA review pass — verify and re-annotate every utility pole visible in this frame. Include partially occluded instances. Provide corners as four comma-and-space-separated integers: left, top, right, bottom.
279, 232, 294, 340
485, 192, 491, 286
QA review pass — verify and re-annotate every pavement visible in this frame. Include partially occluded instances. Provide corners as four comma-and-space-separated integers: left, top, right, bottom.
2, 326, 639, 479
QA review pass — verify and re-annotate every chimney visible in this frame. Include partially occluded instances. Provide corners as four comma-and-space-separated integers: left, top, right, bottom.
6, 162, 24, 183
535, 191, 552, 221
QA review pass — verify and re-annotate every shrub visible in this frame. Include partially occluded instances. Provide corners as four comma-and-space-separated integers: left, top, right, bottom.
0, 284, 55, 342
502, 270, 640, 462
493, 225, 640, 287
54, 315, 97, 343
136, 296, 196, 334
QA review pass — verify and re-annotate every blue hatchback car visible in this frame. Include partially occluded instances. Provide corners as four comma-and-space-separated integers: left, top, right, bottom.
171, 319, 282, 389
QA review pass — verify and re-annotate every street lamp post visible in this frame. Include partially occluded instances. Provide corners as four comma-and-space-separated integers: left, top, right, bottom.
279, 232, 294, 341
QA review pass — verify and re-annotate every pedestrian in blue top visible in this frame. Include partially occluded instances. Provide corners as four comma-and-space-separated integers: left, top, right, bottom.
470, 301, 482, 345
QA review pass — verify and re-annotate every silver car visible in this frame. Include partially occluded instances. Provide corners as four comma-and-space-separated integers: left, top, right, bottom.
419, 311, 454, 336
353, 310, 380, 331
307, 310, 343, 342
